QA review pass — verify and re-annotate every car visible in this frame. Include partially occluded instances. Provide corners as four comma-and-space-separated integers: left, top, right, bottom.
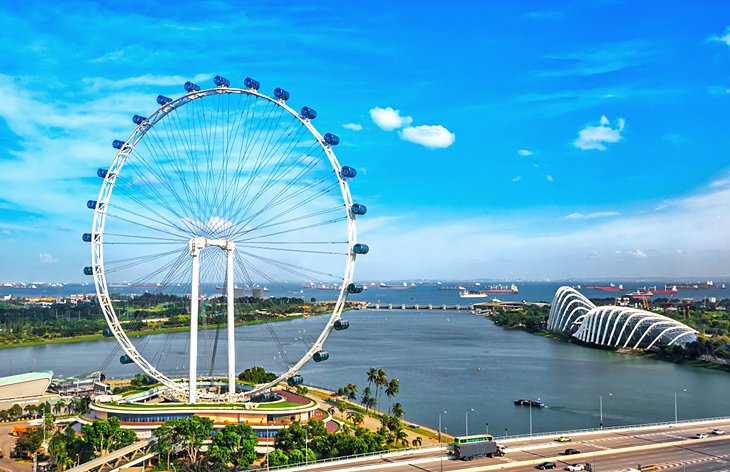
536, 463, 557, 470
564, 448, 581, 455
695, 433, 708, 439
565, 465, 585, 472
556, 436, 572, 442
711, 428, 726, 435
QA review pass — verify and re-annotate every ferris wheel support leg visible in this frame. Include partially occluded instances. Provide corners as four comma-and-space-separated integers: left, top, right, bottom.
226, 246, 236, 396
189, 245, 201, 404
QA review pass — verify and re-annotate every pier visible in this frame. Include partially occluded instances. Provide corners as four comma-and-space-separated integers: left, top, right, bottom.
364, 303, 474, 310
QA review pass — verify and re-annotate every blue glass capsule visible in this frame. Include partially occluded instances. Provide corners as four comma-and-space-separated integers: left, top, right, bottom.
287, 374, 303, 386
97, 168, 108, 178
132, 115, 146, 125
324, 133, 340, 146
82, 233, 92, 243
340, 166, 357, 178
352, 244, 369, 255
157, 95, 173, 106
103, 328, 113, 337
214, 75, 230, 87
274, 87, 290, 101
351, 203, 367, 215
347, 283, 364, 294
334, 319, 349, 330
313, 351, 329, 362
87, 200, 97, 209
184, 81, 201, 92
112, 140, 124, 149
83, 266, 93, 276
120, 355, 134, 365
300, 106, 317, 120
244, 77, 260, 90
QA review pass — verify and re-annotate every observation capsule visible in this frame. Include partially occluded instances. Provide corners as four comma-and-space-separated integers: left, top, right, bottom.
83, 266, 94, 276
287, 374, 303, 387
334, 319, 349, 331
86, 200, 97, 209
352, 244, 369, 255
350, 203, 367, 215
82, 233, 92, 243
274, 87, 290, 101
97, 168, 108, 178
313, 351, 329, 362
323, 133, 340, 146
244, 77, 260, 90
102, 328, 113, 337
214, 75, 230, 87
184, 81, 201, 92
340, 166, 357, 179
120, 355, 134, 365
112, 140, 125, 149
347, 283, 364, 294
157, 95, 173, 106
132, 115, 146, 125
300, 106, 317, 120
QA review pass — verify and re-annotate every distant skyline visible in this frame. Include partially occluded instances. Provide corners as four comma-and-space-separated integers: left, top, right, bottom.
1, 1, 730, 281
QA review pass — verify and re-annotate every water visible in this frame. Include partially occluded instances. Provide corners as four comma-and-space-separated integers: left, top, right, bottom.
1, 309, 728, 438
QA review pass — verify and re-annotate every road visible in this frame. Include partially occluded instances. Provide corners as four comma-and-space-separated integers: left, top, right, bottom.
292, 419, 730, 472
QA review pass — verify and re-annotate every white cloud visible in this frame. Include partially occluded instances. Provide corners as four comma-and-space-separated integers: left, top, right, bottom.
564, 211, 619, 220
629, 249, 647, 258
399, 125, 455, 149
82, 73, 212, 92
369, 107, 413, 131
512, 176, 522, 183
517, 149, 533, 156
710, 27, 730, 46
39, 253, 57, 264
546, 175, 554, 182
342, 123, 363, 131
573, 115, 625, 151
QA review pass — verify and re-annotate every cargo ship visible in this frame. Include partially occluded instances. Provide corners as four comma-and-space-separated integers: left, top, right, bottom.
583, 283, 623, 292
514, 399, 545, 408
459, 284, 518, 298
379, 282, 415, 289
666, 281, 726, 290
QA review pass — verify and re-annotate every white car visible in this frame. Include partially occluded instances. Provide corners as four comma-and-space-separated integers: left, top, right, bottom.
711, 428, 725, 435
565, 465, 585, 472
695, 433, 708, 439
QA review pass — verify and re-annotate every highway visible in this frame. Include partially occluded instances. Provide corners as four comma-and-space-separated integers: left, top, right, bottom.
287, 419, 730, 472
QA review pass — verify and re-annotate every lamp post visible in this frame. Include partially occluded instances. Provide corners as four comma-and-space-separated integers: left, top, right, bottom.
600, 393, 612, 429
465, 408, 474, 436
438, 411, 447, 444
485, 422, 489, 435
505, 427, 509, 438
674, 388, 686, 424
529, 402, 533, 436
439, 411, 447, 472
305, 428, 308, 465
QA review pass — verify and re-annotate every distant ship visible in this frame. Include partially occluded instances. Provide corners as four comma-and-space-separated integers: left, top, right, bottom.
459, 284, 518, 298
583, 283, 623, 292
438, 285, 466, 291
514, 399, 545, 408
666, 281, 726, 290
379, 282, 414, 290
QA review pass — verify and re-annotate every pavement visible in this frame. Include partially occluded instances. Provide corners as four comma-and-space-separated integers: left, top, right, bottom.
0, 422, 32, 472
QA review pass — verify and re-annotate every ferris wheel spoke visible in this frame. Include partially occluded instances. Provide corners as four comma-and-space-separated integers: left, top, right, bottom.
107, 201, 192, 236
103, 232, 189, 243
236, 243, 347, 256
234, 254, 294, 293
236, 249, 341, 280
104, 248, 188, 274
106, 212, 192, 240
112, 186, 193, 236
236, 217, 346, 243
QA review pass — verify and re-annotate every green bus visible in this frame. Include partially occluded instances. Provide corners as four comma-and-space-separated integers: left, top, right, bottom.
453, 434, 493, 445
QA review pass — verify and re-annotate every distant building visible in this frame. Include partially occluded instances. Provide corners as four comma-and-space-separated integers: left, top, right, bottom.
0, 371, 58, 410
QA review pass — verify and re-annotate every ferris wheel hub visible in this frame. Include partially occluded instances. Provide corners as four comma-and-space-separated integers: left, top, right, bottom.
188, 237, 236, 254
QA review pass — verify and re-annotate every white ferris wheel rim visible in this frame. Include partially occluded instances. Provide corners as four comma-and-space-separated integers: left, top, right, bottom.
89, 85, 358, 400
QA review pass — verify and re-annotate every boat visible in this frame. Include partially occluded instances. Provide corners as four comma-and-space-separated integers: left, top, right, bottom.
627, 289, 653, 299
439, 285, 466, 291
514, 399, 545, 408
379, 282, 414, 289
459, 284, 518, 298
666, 281, 726, 290
583, 283, 623, 292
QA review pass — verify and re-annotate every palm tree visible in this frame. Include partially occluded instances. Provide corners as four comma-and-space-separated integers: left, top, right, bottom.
346, 383, 358, 402
385, 377, 399, 412
391, 402, 404, 420
394, 427, 409, 447
361, 386, 372, 409
366, 396, 376, 413
376, 369, 387, 411
412, 436, 422, 447
367, 367, 378, 389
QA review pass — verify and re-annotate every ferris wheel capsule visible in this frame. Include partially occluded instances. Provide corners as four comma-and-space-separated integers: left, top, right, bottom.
274, 87, 290, 101
184, 81, 201, 92
244, 77, 260, 90
213, 75, 230, 87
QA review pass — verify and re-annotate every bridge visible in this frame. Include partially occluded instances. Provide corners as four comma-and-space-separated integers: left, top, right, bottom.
65, 438, 155, 472
363, 303, 474, 310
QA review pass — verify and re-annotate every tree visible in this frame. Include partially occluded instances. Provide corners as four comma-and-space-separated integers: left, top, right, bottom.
172, 416, 214, 465
375, 369, 387, 411
391, 402, 404, 420
208, 424, 258, 467
412, 436, 422, 447
394, 427, 409, 447
81, 417, 137, 457
345, 383, 358, 402
49, 426, 81, 472
267, 449, 289, 467
153, 421, 177, 468
336, 401, 348, 414
385, 378, 399, 412
14, 426, 44, 459
361, 386, 372, 410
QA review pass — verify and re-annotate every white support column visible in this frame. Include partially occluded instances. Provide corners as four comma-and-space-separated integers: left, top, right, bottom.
189, 238, 203, 404
226, 243, 236, 396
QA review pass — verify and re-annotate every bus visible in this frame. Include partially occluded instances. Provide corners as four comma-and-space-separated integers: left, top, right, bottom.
453, 434, 493, 445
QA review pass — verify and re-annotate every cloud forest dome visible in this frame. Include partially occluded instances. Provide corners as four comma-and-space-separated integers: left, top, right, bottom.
549, 287, 696, 350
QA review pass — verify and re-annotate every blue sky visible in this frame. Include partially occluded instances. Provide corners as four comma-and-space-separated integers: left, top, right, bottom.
1, 0, 730, 281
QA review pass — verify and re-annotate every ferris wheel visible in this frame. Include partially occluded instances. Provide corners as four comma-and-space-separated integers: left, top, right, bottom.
83, 75, 368, 402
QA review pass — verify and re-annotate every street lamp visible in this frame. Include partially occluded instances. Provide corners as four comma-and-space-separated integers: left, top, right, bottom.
438, 410, 447, 444
465, 408, 474, 436
675, 388, 687, 424
305, 428, 308, 465
485, 422, 489, 435
439, 411, 447, 472
600, 393, 612, 429
505, 427, 509, 438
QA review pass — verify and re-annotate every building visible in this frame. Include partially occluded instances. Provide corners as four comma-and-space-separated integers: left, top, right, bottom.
0, 371, 58, 410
